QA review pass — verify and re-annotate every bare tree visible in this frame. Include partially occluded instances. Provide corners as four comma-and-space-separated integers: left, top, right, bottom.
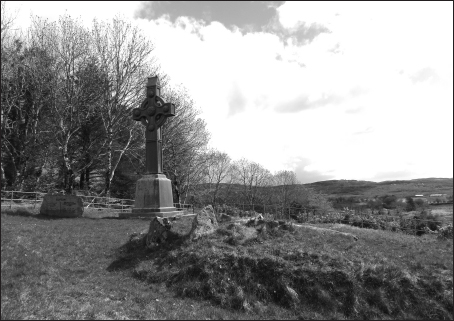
273, 170, 299, 217
160, 85, 210, 204
91, 15, 162, 196
26, 14, 99, 193
1, 1, 19, 44
232, 158, 271, 207
0, 1, 23, 188
205, 149, 232, 206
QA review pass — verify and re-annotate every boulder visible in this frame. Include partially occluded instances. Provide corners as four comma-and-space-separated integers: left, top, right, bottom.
145, 217, 172, 249
246, 214, 264, 227
285, 285, 299, 306
40, 194, 83, 217
219, 213, 233, 222
189, 205, 218, 241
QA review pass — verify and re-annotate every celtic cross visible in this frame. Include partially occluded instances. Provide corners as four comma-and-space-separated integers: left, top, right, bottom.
132, 76, 175, 174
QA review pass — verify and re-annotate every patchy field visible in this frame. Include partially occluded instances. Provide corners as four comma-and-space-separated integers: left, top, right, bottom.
1, 207, 453, 320
430, 204, 453, 217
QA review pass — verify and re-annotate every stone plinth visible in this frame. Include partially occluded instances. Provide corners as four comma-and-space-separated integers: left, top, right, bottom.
119, 174, 181, 218
40, 194, 83, 218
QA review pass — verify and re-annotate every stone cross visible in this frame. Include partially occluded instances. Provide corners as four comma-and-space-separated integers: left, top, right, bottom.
132, 77, 175, 174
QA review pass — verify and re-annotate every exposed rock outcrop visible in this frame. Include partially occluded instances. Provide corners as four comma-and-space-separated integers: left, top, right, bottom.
145, 217, 172, 248
189, 205, 218, 241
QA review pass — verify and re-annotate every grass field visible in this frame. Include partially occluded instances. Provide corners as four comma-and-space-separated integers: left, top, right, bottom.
431, 204, 453, 217
1, 207, 453, 320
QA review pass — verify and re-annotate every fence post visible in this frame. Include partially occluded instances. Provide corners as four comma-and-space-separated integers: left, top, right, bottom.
34, 192, 37, 208
10, 191, 13, 209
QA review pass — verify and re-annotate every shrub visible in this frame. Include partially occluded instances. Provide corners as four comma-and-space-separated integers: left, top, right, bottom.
413, 211, 443, 236
221, 205, 240, 217
437, 224, 453, 240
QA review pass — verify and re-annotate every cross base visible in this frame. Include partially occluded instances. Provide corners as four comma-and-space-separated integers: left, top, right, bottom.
118, 209, 183, 219
120, 174, 182, 219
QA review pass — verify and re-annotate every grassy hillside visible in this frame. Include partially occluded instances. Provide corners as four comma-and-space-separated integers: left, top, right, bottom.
191, 178, 453, 205
306, 178, 453, 198
2, 207, 452, 319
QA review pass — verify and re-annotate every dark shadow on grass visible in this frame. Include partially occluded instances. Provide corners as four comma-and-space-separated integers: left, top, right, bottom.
2, 209, 76, 220
1, 209, 37, 218
107, 230, 189, 273
82, 215, 154, 221
82, 216, 122, 220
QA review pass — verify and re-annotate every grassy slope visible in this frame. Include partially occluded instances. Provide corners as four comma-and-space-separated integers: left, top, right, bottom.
1, 208, 453, 320
193, 178, 453, 201
306, 178, 453, 198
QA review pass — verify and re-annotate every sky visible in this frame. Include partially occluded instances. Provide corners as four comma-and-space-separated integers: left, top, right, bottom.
4, 1, 453, 183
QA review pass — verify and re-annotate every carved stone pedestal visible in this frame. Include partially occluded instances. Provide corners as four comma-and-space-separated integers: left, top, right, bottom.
119, 174, 181, 218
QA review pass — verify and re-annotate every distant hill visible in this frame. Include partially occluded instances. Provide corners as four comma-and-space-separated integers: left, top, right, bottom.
191, 178, 453, 203
304, 178, 453, 198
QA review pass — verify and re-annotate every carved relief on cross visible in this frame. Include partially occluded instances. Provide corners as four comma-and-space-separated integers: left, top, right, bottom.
132, 77, 175, 174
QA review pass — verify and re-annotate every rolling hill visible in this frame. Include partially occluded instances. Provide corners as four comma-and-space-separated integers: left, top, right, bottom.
305, 178, 453, 198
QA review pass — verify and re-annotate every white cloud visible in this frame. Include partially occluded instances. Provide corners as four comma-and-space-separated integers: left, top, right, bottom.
140, 2, 452, 182
6, 1, 453, 182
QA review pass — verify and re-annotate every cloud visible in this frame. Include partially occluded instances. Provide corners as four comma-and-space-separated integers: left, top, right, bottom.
372, 170, 415, 182
345, 106, 364, 114
227, 82, 247, 116
410, 67, 440, 84
349, 86, 368, 97
275, 93, 343, 113
292, 158, 336, 184
134, 1, 284, 32
287, 22, 331, 46
264, 14, 331, 46
134, 2, 453, 182
352, 127, 374, 135
275, 85, 367, 114
135, 1, 330, 46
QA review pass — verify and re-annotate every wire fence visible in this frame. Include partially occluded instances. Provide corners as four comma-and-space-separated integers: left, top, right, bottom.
1, 191, 451, 236
0, 190, 195, 214
205, 202, 453, 237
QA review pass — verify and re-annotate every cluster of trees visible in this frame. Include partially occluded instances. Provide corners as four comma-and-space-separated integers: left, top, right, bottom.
1, 6, 208, 198
1, 5, 332, 213
191, 156, 332, 213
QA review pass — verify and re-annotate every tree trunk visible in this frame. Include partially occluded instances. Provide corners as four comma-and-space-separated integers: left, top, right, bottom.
85, 167, 90, 190
105, 128, 132, 198
105, 125, 113, 198
62, 139, 74, 194
80, 171, 85, 189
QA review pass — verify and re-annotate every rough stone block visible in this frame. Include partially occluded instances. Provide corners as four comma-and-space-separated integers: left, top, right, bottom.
189, 205, 218, 241
145, 217, 172, 249
219, 213, 233, 222
40, 194, 83, 218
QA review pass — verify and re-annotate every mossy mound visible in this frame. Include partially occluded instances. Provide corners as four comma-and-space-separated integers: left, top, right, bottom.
117, 220, 453, 319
